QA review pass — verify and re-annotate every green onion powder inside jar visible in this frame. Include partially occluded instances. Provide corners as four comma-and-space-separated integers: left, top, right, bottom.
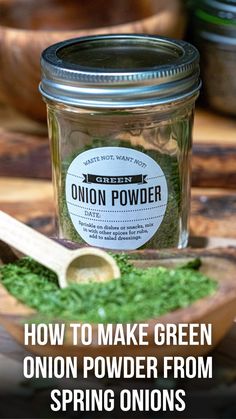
40, 34, 200, 250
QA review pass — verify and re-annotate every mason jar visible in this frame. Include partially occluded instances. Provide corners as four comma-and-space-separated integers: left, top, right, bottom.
193, 0, 236, 115
40, 34, 200, 250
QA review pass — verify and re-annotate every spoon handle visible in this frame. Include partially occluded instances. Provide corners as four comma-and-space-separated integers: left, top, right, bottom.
0, 210, 70, 274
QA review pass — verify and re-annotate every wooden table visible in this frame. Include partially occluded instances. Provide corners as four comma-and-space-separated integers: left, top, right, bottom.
0, 104, 236, 418
1, 106, 236, 239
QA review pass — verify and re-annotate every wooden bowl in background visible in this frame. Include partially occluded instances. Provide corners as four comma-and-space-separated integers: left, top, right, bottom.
0, 0, 186, 121
0, 245, 236, 364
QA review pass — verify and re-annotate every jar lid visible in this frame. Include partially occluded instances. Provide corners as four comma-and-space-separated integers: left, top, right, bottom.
195, 1, 236, 42
197, 0, 236, 20
40, 34, 200, 109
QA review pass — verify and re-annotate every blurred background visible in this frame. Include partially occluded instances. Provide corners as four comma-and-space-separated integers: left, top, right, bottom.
0, 0, 236, 243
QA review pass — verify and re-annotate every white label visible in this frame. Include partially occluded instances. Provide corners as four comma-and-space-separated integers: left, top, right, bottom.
66, 147, 168, 250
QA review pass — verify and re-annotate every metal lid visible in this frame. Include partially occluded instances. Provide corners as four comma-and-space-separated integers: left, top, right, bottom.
197, 0, 236, 20
195, 1, 236, 42
40, 34, 200, 109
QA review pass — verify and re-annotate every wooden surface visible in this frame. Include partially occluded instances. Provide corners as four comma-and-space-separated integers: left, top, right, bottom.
192, 109, 236, 188
1, 178, 236, 240
1, 107, 236, 188
0, 104, 236, 418
193, 109, 236, 144
0, 105, 236, 238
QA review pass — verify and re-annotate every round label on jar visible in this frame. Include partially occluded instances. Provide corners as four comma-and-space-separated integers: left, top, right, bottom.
66, 147, 168, 250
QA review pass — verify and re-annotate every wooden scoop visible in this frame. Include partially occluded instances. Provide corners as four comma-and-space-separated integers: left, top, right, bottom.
0, 211, 120, 288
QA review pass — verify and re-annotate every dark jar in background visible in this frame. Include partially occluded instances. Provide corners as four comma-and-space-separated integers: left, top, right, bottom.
194, 0, 236, 115
40, 34, 200, 250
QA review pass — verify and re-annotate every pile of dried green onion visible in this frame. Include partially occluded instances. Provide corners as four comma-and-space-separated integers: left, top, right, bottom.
0, 254, 217, 323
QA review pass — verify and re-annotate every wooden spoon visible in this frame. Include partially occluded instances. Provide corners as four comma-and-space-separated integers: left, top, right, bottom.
0, 211, 120, 288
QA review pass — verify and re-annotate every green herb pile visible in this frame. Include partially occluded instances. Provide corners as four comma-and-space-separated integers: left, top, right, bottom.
0, 254, 217, 323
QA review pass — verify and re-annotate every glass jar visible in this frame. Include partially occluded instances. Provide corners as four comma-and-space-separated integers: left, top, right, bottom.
194, 0, 236, 115
40, 34, 200, 250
